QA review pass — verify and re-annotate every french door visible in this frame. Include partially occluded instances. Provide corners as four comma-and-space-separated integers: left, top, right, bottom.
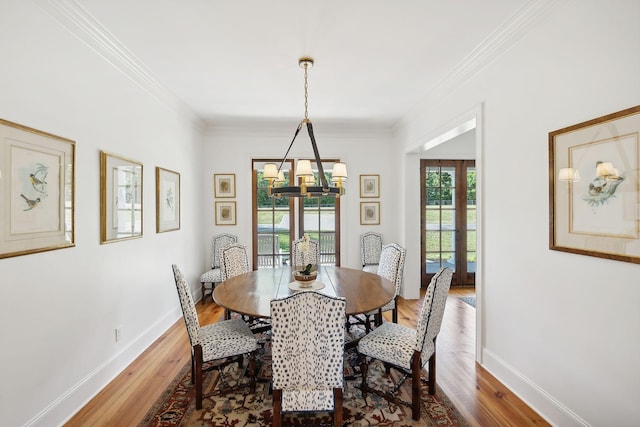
421, 159, 476, 287
252, 159, 340, 268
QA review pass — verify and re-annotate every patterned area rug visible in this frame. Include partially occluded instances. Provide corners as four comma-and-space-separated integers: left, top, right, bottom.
140, 338, 469, 427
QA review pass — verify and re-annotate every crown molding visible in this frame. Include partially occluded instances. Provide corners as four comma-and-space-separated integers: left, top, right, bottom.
399, 0, 559, 127
35, 0, 203, 127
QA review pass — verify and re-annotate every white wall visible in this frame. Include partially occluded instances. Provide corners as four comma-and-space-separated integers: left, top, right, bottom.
398, 1, 640, 425
0, 1, 204, 426
202, 122, 402, 273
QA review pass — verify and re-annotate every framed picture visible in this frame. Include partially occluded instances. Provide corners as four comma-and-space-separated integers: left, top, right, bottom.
360, 201, 380, 225
156, 167, 180, 233
214, 173, 236, 198
215, 201, 236, 225
360, 174, 380, 198
0, 119, 75, 258
549, 105, 640, 263
100, 151, 143, 243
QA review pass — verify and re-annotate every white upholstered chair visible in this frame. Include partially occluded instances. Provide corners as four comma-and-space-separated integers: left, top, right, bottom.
291, 236, 320, 268
172, 264, 257, 410
358, 267, 453, 421
360, 232, 383, 273
270, 291, 346, 427
199, 233, 237, 303
219, 243, 251, 320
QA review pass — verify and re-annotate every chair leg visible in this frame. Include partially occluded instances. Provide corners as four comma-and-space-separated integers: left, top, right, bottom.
248, 352, 256, 394
392, 296, 398, 323
411, 350, 421, 421
360, 357, 369, 399
272, 389, 282, 427
190, 352, 195, 385
194, 345, 204, 410
428, 344, 437, 395
333, 387, 343, 427
200, 282, 207, 304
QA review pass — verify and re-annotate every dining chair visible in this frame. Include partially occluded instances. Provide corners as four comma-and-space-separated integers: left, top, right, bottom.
291, 236, 320, 268
348, 243, 406, 333
171, 264, 257, 410
219, 243, 251, 320
199, 233, 237, 304
358, 267, 453, 421
360, 231, 383, 273
270, 291, 346, 427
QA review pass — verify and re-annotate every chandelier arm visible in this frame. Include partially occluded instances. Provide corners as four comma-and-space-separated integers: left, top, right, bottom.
306, 121, 330, 191
276, 121, 304, 173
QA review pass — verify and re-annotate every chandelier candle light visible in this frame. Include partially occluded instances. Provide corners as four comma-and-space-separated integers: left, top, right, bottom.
263, 57, 347, 198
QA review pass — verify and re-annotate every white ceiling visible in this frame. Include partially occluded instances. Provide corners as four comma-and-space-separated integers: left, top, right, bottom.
68, 0, 533, 127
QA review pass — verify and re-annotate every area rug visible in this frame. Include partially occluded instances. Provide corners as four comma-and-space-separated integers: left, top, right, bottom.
457, 296, 476, 308
140, 341, 469, 427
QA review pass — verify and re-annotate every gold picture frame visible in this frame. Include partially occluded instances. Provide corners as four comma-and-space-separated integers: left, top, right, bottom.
549, 105, 640, 263
100, 151, 143, 243
214, 173, 236, 198
360, 174, 380, 198
0, 119, 75, 258
360, 201, 380, 225
215, 201, 237, 225
156, 167, 180, 233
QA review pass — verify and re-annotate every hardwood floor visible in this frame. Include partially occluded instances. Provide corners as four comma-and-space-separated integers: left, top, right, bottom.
65, 287, 549, 426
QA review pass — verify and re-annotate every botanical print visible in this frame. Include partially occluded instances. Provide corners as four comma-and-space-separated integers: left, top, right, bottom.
220, 206, 231, 220
161, 180, 176, 221
363, 178, 376, 194
365, 205, 375, 220
219, 178, 230, 194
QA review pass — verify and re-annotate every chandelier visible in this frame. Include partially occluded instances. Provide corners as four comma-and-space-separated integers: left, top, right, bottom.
262, 57, 347, 198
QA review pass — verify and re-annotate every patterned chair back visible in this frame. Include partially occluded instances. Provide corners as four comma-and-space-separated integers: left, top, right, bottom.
415, 267, 453, 366
172, 264, 200, 347
211, 233, 237, 269
376, 243, 406, 296
219, 243, 250, 281
360, 232, 383, 266
291, 237, 320, 268
271, 291, 346, 411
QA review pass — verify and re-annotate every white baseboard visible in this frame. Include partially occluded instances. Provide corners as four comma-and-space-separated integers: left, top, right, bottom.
25, 306, 182, 427
482, 349, 590, 427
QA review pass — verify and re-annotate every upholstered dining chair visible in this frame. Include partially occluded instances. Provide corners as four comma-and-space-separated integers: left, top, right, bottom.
358, 267, 453, 421
270, 291, 346, 427
219, 243, 251, 320
291, 236, 320, 268
348, 243, 406, 333
200, 233, 237, 304
360, 232, 383, 273
171, 264, 257, 410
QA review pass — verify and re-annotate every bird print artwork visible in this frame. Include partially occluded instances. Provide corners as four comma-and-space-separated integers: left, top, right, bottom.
583, 161, 624, 207
21, 194, 41, 211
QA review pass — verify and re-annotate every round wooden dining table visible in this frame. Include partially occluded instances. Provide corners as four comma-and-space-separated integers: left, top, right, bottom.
213, 265, 395, 318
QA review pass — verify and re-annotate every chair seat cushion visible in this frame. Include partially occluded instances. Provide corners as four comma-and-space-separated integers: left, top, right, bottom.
281, 389, 335, 412
198, 318, 258, 361
358, 322, 416, 370
200, 268, 222, 284
362, 264, 378, 273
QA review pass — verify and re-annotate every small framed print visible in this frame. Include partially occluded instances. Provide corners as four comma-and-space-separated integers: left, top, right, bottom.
360, 174, 380, 198
100, 151, 143, 243
360, 201, 380, 225
155, 167, 180, 233
215, 201, 236, 225
214, 173, 236, 198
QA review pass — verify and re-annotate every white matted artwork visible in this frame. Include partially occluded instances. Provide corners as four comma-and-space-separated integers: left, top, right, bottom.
100, 151, 143, 243
214, 173, 236, 198
359, 174, 380, 198
549, 105, 640, 263
156, 167, 180, 233
0, 119, 75, 258
215, 201, 236, 225
360, 201, 380, 225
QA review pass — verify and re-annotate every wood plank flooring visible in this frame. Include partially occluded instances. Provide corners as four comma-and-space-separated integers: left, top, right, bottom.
65, 287, 549, 426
